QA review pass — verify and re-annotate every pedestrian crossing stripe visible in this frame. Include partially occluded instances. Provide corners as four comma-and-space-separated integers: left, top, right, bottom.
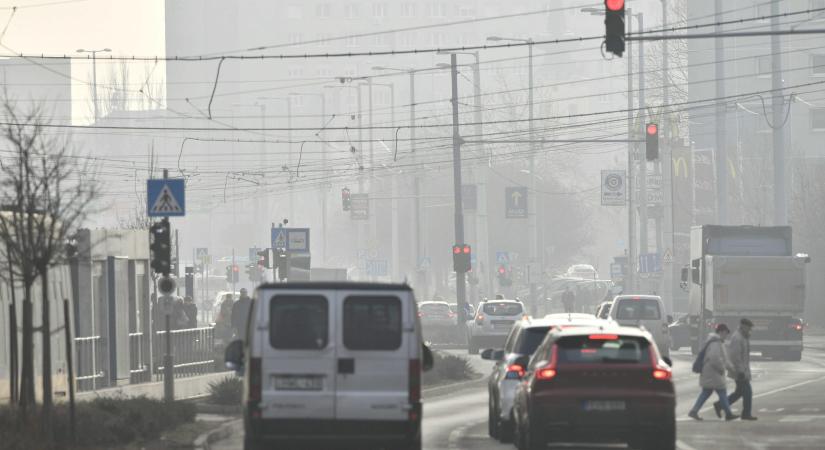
150, 184, 183, 214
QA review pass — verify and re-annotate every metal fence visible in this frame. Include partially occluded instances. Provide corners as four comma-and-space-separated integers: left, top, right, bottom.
129, 332, 152, 384
153, 326, 217, 379
74, 335, 105, 392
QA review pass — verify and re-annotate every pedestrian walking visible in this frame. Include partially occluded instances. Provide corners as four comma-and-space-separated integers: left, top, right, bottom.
183, 296, 198, 328
688, 323, 739, 421
715, 318, 758, 421
231, 288, 253, 339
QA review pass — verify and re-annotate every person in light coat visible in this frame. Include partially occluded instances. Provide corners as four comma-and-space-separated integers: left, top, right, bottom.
688, 323, 739, 421
715, 318, 757, 420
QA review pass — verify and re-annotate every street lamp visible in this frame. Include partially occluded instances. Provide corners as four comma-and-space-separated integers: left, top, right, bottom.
76, 48, 111, 123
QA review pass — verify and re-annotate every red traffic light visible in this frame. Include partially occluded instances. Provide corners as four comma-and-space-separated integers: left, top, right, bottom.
453, 246, 461, 255
647, 123, 658, 135
462, 245, 471, 254
498, 266, 506, 275
232, 265, 239, 272
605, 0, 624, 11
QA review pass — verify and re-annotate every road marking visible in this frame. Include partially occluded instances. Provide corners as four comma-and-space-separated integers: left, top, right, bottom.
779, 415, 825, 423
696, 374, 825, 415
676, 439, 700, 450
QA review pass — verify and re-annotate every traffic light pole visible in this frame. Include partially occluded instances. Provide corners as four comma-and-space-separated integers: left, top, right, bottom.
638, 13, 649, 263
449, 55, 469, 329
626, 8, 637, 294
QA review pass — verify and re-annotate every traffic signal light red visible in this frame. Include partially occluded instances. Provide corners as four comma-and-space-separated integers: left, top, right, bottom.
498, 266, 506, 275
605, 0, 624, 11
604, 0, 625, 57
646, 123, 659, 161
342, 187, 352, 211
452, 244, 472, 273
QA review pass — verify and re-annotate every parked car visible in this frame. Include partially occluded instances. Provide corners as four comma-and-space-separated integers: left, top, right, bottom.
511, 326, 675, 450
224, 282, 433, 450
481, 314, 609, 443
467, 299, 526, 354
608, 295, 672, 358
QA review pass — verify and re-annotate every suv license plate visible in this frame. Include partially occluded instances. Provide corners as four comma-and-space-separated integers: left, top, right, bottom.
583, 400, 626, 412
273, 376, 323, 391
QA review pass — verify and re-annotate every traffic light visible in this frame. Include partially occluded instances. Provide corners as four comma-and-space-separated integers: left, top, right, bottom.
245, 263, 261, 282
452, 244, 471, 273
497, 265, 513, 287
149, 219, 171, 276
645, 123, 659, 161
257, 249, 271, 269
225, 265, 233, 282
275, 249, 289, 281
342, 187, 352, 211
604, 0, 625, 57
232, 264, 240, 283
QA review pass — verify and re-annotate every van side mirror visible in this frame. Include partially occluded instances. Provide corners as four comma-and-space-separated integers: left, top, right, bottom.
224, 340, 244, 374
493, 350, 505, 361
422, 344, 434, 372
667, 315, 674, 324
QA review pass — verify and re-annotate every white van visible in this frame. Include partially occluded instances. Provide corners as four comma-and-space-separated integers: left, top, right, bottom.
608, 295, 671, 358
225, 282, 433, 450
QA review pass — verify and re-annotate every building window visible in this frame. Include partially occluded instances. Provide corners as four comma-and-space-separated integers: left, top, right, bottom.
458, 6, 476, 18
401, 3, 416, 17
317, 68, 333, 78
288, 67, 304, 78
373, 3, 387, 18
756, 55, 772, 78
343, 4, 358, 18
287, 5, 302, 19
316, 3, 331, 18
813, 108, 825, 131
812, 54, 825, 77
398, 34, 416, 48
372, 34, 389, 47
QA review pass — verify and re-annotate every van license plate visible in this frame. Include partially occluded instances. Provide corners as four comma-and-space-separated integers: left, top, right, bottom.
583, 400, 626, 412
273, 376, 323, 391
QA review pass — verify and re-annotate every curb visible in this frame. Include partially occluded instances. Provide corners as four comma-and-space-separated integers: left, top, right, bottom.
423, 374, 486, 399
193, 418, 242, 450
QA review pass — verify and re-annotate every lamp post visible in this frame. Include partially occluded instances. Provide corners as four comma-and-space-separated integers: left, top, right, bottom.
487, 35, 539, 311
76, 48, 111, 123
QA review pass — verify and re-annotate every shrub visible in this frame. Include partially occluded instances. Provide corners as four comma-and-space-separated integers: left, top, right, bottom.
423, 351, 477, 386
0, 396, 196, 449
208, 375, 243, 405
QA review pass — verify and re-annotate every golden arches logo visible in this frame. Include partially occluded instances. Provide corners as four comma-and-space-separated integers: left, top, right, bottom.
673, 157, 689, 179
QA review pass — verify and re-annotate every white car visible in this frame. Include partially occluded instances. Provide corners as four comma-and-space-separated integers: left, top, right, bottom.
566, 264, 598, 279
481, 314, 609, 442
467, 299, 526, 354
608, 295, 671, 358
223, 282, 433, 450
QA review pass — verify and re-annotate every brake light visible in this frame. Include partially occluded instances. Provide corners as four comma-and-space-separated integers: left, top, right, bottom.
649, 347, 672, 381
409, 359, 421, 404
248, 357, 262, 418
476, 314, 485, 325
505, 364, 525, 380
790, 323, 804, 331
589, 334, 619, 340
653, 368, 672, 380
535, 345, 558, 380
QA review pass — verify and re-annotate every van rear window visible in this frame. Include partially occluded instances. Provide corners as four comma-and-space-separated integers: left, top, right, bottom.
615, 299, 661, 320
344, 296, 402, 350
557, 335, 651, 364
269, 296, 328, 350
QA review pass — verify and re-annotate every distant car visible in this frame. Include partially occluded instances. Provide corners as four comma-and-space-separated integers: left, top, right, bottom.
668, 314, 695, 352
419, 301, 457, 343
566, 264, 598, 279
447, 302, 475, 318
467, 300, 525, 354
595, 300, 614, 319
608, 295, 671, 358
511, 326, 675, 450
482, 314, 609, 443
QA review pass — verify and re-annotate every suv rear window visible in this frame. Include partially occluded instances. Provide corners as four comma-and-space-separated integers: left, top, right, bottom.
516, 327, 551, 355
344, 296, 402, 350
615, 299, 661, 320
556, 335, 651, 364
270, 295, 328, 350
483, 302, 523, 316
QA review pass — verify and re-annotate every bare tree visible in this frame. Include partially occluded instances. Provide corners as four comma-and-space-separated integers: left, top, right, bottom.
0, 99, 98, 424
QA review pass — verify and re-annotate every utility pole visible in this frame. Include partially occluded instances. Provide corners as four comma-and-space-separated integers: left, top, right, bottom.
449, 54, 468, 327
662, 0, 677, 312
527, 41, 538, 313
714, 0, 728, 224
626, 9, 637, 292
638, 12, 649, 264
771, 0, 787, 225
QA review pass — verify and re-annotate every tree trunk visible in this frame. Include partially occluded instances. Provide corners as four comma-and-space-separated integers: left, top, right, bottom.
41, 268, 53, 432
19, 283, 35, 412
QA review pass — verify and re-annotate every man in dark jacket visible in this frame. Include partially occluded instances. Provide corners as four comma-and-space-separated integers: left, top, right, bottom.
183, 296, 198, 328
231, 288, 253, 339
715, 318, 757, 420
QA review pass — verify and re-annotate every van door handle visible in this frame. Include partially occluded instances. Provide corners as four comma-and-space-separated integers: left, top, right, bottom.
338, 358, 355, 374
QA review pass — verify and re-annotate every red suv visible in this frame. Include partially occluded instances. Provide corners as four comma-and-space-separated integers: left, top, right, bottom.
511, 326, 675, 450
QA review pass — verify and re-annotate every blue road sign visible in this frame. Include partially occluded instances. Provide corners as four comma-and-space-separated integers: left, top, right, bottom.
366, 259, 388, 277
271, 227, 310, 253
147, 179, 185, 217
505, 187, 528, 219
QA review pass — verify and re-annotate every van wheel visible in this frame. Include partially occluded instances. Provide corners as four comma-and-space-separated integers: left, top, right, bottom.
498, 415, 514, 443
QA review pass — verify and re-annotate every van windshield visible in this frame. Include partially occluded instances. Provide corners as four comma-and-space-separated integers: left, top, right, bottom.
344, 296, 402, 350
269, 295, 328, 350
615, 299, 661, 321
483, 302, 523, 316
557, 335, 651, 365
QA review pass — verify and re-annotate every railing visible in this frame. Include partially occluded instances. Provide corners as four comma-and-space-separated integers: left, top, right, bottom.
74, 335, 106, 392
129, 332, 152, 384
153, 326, 216, 379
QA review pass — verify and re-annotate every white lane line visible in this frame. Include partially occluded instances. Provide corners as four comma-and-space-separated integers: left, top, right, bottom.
676, 439, 700, 450
779, 415, 825, 423
696, 374, 825, 415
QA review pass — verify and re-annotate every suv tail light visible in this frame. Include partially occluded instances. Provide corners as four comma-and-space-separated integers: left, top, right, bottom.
649, 348, 672, 381
475, 314, 485, 325
505, 364, 525, 380
789, 321, 804, 332
536, 345, 558, 381
248, 357, 262, 418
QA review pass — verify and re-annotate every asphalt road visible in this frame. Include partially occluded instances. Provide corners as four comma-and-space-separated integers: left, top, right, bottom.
212, 336, 825, 450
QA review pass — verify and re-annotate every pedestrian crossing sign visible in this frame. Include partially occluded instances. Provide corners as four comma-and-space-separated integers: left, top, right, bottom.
147, 178, 186, 217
